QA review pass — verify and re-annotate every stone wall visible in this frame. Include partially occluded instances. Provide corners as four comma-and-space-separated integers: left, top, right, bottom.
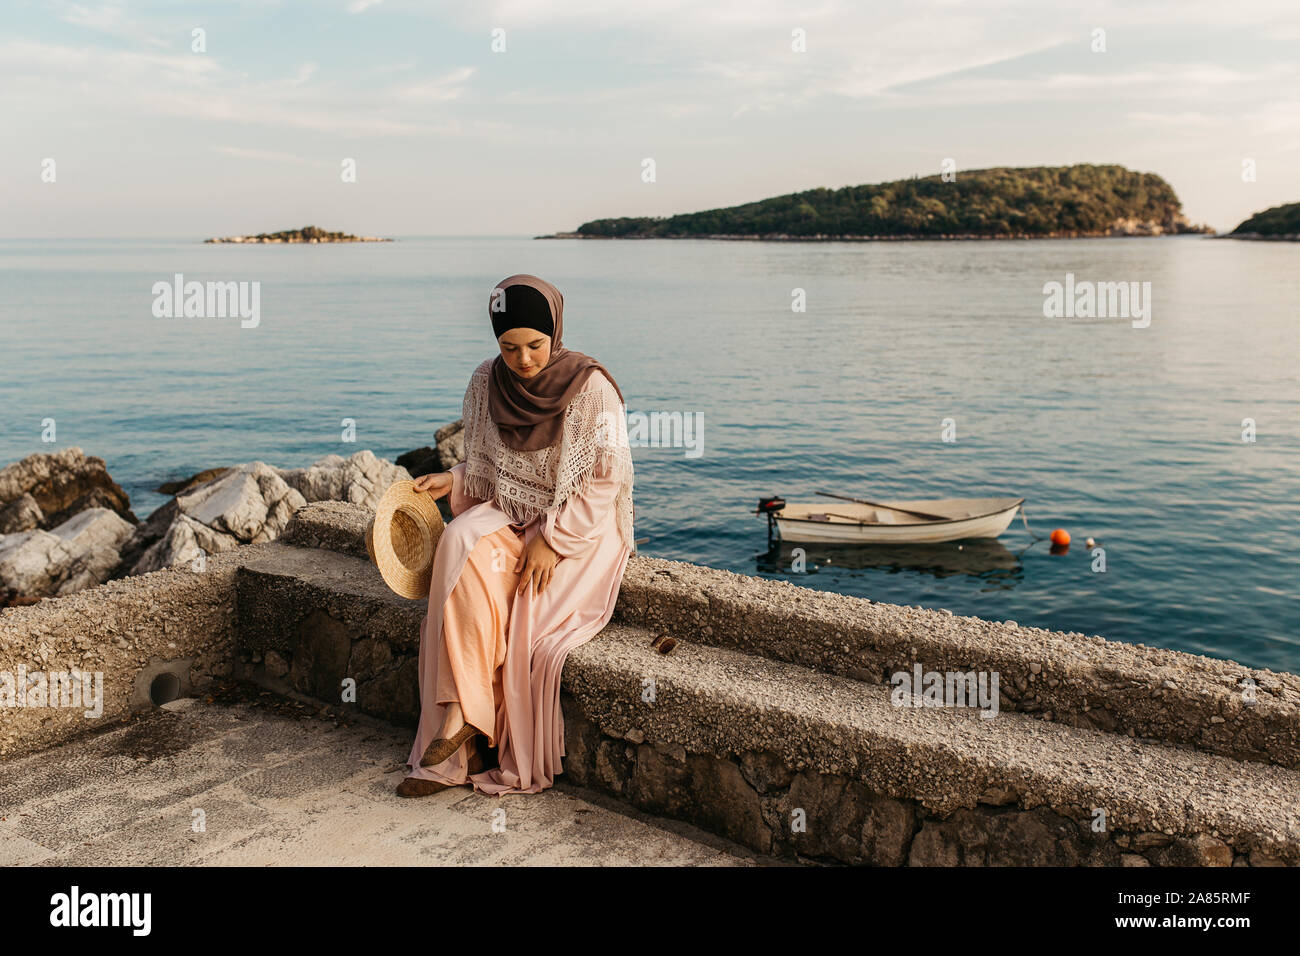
0, 556, 241, 760
558, 696, 1282, 866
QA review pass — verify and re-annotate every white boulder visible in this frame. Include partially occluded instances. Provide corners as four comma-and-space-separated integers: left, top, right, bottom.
278, 449, 411, 511
0, 507, 135, 598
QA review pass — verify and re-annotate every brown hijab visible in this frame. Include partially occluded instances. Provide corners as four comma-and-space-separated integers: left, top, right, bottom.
485, 274, 625, 451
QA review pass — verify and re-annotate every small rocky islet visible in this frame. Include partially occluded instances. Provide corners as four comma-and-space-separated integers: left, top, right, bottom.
205, 225, 392, 244
0, 420, 463, 608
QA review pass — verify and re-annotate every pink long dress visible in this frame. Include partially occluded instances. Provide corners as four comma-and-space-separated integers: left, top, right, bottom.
403, 372, 632, 795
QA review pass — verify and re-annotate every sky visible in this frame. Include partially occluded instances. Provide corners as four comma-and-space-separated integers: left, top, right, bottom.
3, 0, 1299, 237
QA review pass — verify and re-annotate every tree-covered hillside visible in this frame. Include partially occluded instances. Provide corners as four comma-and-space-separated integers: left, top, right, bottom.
572, 164, 1206, 239
1230, 202, 1300, 237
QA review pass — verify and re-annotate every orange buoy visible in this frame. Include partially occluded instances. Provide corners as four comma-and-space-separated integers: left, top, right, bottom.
1050, 528, 1071, 546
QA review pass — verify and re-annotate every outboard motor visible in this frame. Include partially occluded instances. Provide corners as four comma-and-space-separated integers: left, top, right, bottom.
755, 495, 786, 544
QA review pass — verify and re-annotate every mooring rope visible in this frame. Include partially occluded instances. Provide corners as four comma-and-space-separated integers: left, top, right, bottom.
1018, 503, 1047, 541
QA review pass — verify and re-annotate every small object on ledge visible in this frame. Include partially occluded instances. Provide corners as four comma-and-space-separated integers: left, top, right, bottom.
650, 635, 678, 655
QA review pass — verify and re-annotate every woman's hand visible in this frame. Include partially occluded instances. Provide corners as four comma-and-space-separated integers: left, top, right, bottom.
413, 471, 453, 500
516, 532, 560, 596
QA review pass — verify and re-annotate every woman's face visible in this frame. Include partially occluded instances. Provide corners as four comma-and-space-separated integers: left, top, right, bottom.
497, 327, 552, 380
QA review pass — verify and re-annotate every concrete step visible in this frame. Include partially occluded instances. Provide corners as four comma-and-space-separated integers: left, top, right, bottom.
562, 622, 1300, 865
614, 557, 1300, 772
232, 541, 1298, 864
281, 500, 1300, 773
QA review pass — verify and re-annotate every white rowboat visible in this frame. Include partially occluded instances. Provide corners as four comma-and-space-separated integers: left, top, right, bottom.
763, 496, 1025, 544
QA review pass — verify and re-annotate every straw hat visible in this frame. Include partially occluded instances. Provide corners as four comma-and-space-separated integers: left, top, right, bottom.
365, 479, 446, 599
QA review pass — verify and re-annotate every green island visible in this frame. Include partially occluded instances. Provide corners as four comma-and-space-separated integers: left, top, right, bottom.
1227, 201, 1300, 240
205, 225, 392, 244
545, 164, 1213, 241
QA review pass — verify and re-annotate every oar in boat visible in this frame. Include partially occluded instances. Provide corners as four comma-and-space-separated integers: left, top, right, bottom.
806, 511, 875, 524
815, 491, 951, 522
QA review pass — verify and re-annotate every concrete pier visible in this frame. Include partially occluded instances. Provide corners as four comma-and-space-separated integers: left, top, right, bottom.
3, 500, 1297, 866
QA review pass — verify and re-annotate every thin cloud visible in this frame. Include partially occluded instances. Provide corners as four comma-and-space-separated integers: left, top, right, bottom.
215, 146, 320, 165
0, 40, 472, 136
390, 66, 477, 102
872, 61, 1297, 108
1125, 111, 1222, 128
56, 1, 168, 47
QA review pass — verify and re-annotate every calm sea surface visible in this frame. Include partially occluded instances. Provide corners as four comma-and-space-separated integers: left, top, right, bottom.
2, 236, 1297, 674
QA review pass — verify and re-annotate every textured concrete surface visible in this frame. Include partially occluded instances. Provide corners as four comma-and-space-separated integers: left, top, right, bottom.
280, 498, 374, 562
286, 500, 1300, 770
560, 622, 1300, 863
614, 556, 1300, 770
0, 554, 243, 760
0, 696, 763, 866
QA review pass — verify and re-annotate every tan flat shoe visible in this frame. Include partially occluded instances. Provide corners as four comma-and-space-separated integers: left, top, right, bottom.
396, 777, 453, 798
420, 722, 481, 768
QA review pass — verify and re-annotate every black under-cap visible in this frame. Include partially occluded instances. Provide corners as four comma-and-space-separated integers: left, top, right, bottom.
490, 282, 555, 339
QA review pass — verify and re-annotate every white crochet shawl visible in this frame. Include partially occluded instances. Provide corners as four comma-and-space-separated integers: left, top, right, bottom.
460, 358, 635, 552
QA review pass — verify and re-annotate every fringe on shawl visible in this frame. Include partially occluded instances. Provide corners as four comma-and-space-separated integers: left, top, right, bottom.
461, 447, 635, 552
459, 362, 635, 552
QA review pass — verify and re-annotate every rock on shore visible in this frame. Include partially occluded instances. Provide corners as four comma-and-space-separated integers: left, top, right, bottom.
0, 447, 136, 534
396, 419, 464, 477
119, 462, 307, 575
279, 449, 409, 509
1, 448, 416, 603
0, 507, 136, 603
0, 449, 140, 605
1106, 212, 1209, 236
120, 450, 409, 575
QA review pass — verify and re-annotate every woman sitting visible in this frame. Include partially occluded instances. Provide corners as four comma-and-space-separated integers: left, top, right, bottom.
397, 273, 634, 797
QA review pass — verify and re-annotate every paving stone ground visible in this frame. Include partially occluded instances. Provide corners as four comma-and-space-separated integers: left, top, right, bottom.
0, 695, 772, 866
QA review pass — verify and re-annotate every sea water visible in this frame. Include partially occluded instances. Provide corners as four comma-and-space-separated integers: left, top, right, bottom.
1, 235, 1296, 673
